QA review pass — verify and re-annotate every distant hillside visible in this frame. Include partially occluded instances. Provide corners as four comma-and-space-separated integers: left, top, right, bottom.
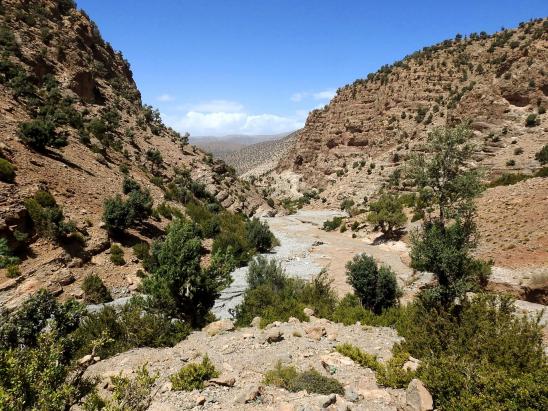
270, 19, 547, 206
191, 132, 293, 158
221, 131, 300, 176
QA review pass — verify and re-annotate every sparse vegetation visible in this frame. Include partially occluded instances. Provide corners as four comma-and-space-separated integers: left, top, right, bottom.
0, 158, 15, 183
19, 119, 67, 151
82, 274, 112, 304
525, 113, 540, 127
109, 244, 125, 265
536, 144, 548, 165
322, 216, 343, 231
170, 356, 219, 391
264, 362, 344, 395
24, 190, 75, 241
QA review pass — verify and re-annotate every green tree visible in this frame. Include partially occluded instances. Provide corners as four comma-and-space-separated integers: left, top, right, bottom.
367, 194, 407, 238
144, 219, 232, 326
406, 126, 488, 305
535, 144, 548, 165
246, 218, 276, 253
345, 254, 401, 314
18, 120, 67, 151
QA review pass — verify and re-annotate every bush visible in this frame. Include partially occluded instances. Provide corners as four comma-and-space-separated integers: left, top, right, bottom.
535, 144, 548, 165
110, 244, 125, 265
488, 172, 529, 187
73, 297, 190, 360
103, 188, 153, 233
340, 198, 355, 212
323, 216, 343, 231
0, 158, 15, 182
525, 113, 540, 127
246, 217, 276, 253
514, 147, 524, 155
82, 274, 112, 304
18, 119, 67, 151
122, 176, 141, 194
345, 254, 401, 314
24, 190, 73, 241
132, 242, 150, 260
170, 356, 218, 391
264, 362, 344, 395
87, 365, 157, 411
233, 257, 337, 327
6, 264, 20, 278
0, 237, 19, 268
506, 159, 515, 167
367, 194, 407, 238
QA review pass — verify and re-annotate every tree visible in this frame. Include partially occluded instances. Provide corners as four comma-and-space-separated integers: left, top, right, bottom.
18, 120, 67, 151
367, 194, 407, 238
246, 218, 276, 253
535, 144, 548, 165
144, 219, 232, 326
406, 125, 483, 226
145, 148, 163, 173
345, 254, 400, 314
406, 126, 488, 305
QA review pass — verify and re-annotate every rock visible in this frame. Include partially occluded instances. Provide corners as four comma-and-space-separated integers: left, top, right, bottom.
209, 375, 236, 387
148, 401, 178, 411
277, 403, 296, 411
344, 387, 360, 402
196, 395, 206, 406
160, 382, 172, 393
402, 356, 420, 372
204, 319, 235, 336
0, 278, 19, 292
288, 316, 300, 323
72, 287, 84, 299
318, 394, 337, 408
78, 354, 92, 365
234, 385, 264, 404
305, 325, 326, 341
303, 307, 315, 317
265, 328, 284, 343
55, 268, 75, 286
251, 316, 262, 327
406, 379, 433, 411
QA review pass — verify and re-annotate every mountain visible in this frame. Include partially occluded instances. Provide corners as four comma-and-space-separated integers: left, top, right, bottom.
0, 0, 270, 309
268, 19, 547, 204
191, 132, 293, 158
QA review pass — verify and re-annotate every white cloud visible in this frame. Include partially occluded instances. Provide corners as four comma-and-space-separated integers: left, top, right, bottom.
313, 89, 336, 100
156, 94, 175, 102
291, 89, 336, 102
162, 99, 304, 136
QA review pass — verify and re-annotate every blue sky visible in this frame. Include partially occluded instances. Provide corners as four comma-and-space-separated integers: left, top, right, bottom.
77, 0, 547, 136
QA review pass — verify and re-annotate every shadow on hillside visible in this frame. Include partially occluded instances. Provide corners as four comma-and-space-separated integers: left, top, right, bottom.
44, 150, 96, 177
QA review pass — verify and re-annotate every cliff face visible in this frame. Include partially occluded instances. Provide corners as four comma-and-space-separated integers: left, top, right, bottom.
276, 19, 547, 205
0, 0, 269, 308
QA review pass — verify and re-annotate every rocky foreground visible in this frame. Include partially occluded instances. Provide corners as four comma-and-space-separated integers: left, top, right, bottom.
82, 312, 432, 411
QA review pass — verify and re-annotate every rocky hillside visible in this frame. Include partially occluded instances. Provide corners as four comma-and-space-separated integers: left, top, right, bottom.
221, 131, 299, 176
269, 19, 547, 204
83, 314, 431, 411
0, 0, 270, 309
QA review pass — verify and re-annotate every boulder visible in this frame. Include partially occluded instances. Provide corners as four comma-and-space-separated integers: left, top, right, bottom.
303, 307, 315, 317
265, 328, 284, 343
402, 356, 421, 372
209, 375, 236, 387
305, 325, 326, 341
234, 385, 264, 404
203, 319, 235, 336
251, 316, 262, 327
406, 379, 433, 411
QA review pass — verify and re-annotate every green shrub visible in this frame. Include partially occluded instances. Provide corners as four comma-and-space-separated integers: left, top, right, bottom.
90, 365, 157, 411
323, 216, 343, 231
340, 198, 355, 212
0, 158, 15, 182
525, 113, 540, 127
132, 242, 150, 260
514, 147, 524, 155
18, 119, 67, 151
367, 194, 407, 238
506, 159, 516, 167
345, 254, 401, 314
488, 172, 529, 187
122, 176, 141, 194
110, 244, 125, 266
0, 237, 19, 268
73, 297, 190, 360
24, 190, 73, 241
264, 362, 344, 395
335, 344, 414, 388
82, 274, 112, 304
246, 217, 276, 253
234, 257, 337, 327
535, 144, 548, 165
103, 187, 153, 233
402, 295, 548, 410
6, 264, 20, 278
170, 356, 219, 391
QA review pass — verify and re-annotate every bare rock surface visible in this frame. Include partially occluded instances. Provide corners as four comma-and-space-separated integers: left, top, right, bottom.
84, 317, 405, 410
